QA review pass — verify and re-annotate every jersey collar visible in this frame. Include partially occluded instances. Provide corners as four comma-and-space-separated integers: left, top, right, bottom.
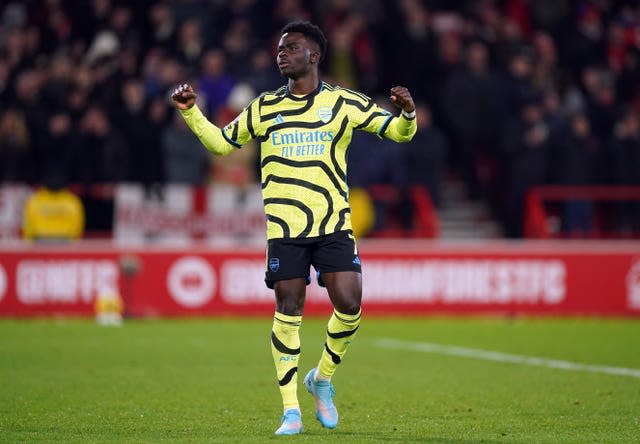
285, 81, 324, 101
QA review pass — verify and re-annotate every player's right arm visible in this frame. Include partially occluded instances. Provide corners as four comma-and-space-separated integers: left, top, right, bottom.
171, 83, 254, 156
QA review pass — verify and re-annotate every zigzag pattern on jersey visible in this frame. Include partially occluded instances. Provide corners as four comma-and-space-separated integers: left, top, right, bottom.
261, 156, 346, 238
260, 89, 373, 184
260, 94, 317, 122
259, 82, 383, 238
262, 175, 334, 236
222, 83, 384, 151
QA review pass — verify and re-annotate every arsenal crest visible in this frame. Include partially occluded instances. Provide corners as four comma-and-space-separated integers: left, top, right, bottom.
318, 107, 332, 123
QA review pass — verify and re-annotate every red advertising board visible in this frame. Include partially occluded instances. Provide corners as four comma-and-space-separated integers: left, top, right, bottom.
0, 241, 639, 317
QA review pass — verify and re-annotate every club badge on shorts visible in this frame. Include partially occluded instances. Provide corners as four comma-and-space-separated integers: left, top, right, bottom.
269, 258, 280, 272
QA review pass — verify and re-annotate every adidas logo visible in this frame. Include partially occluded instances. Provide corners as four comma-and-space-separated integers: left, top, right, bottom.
274, 114, 285, 124
353, 256, 361, 265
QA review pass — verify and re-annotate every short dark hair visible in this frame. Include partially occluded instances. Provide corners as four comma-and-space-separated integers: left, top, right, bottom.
281, 21, 327, 61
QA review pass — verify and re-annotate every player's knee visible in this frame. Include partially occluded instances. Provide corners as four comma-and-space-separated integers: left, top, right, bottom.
274, 283, 305, 315
277, 299, 304, 316
334, 300, 361, 315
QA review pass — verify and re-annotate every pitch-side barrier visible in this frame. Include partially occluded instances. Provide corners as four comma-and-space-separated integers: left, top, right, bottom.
1, 240, 639, 317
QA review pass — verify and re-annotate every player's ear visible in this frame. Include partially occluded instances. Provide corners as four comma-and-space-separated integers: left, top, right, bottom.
310, 50, 320, 64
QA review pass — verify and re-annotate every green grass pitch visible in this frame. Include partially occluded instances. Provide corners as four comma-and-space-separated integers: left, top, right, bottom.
1, 316, 639, 443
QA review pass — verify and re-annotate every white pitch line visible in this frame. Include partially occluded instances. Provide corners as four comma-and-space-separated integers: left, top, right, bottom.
375, 338, 640, 379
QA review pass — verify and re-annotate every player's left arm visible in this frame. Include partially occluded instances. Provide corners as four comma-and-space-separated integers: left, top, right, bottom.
351, 86, 417, 143
384, 86, 416, 142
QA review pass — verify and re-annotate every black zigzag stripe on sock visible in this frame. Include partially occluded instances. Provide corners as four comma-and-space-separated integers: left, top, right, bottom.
274, 315, 301, 327
271, 331, 301, 355
278, 366, 298, 386
324, 342, 342, 364
333, 311, 361, 324
327, 326, 359, 339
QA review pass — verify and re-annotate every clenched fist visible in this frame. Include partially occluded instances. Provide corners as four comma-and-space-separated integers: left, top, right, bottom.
171, 83, 197, 110
389, 86, 415, 113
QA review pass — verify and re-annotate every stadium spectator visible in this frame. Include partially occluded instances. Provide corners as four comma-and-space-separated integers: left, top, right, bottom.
115, 78, 164, 186
108, 5, 140, 51
146, 1, 177, 49
555, 112, 604, 186
41, 54, 75, 112
501, 94, 551, 238
243, 47, 284, 94
434, 31, 463, 93
348, 125, 408, 190
207, 0, 268, 47
174, 18, 204, 71
541, 88, 568, 144
272, 0, 313, 29
531, 31, 561, 92
29, 0, 73, 55
503, 0, 533, 40
493, 14, 526, 68
325, 22, 360, 89
552, 112, 603, 236
348, 129, 410, 233
23, 170, 84, 242
75, 106, 128, 185
442, 39, 500, 199
139, 47, 168, 98
221, 19, 256, 78
0, 57, 10, 105
37, 110, 75, 185
0, 108, 32, 182
10, 70, 46, 155
66, 66, 94, 119
162, 109, 211, 185
610, 108, 640, 233
583, 68, 618, 142
529, 0, 569, 37
563, 4, 606, 82
156, 56, 185, 100
347, 93, 413, 233
407, 103, 448, 209
321, 1, 378, 91
147, 94, 172, 181
500, 47, 538, 117
388, 0, 438, 104
197, 49, 236, 118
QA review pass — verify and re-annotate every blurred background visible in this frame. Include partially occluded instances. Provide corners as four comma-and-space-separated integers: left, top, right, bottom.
0, 0, 639, 242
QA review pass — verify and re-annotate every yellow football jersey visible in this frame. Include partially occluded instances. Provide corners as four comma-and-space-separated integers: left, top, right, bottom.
180, 81, 416, 240
23, 188, 84, 241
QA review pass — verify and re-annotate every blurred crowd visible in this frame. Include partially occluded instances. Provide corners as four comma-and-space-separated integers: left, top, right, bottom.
1, 0, 639, 237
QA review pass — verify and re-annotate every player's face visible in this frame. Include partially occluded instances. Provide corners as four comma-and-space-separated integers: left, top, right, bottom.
277, 32, 316, 79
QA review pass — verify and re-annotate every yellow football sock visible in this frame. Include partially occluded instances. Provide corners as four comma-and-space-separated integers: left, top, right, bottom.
271, 312, 302, 411
317, 308, 362, 380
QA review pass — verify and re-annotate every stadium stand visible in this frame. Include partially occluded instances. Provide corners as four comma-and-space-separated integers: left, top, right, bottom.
0, 0, 639, 239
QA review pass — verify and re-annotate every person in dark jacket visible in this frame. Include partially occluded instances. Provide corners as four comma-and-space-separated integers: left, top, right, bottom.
609, 109, 640, 232
501, 94, 551, 237
552, 112, 602, 235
